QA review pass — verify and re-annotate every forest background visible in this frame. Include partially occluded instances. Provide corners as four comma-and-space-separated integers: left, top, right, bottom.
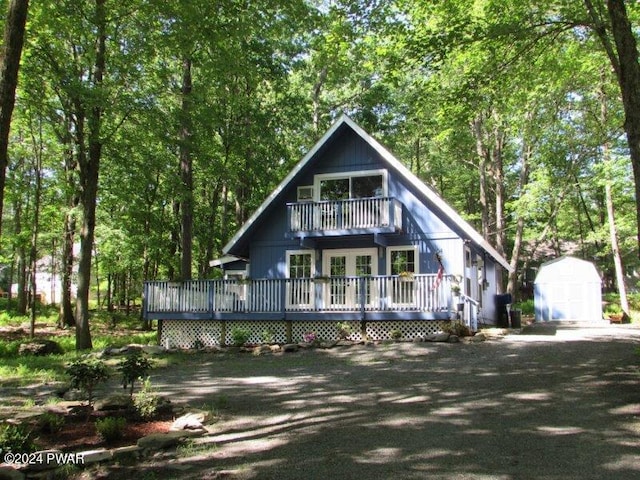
0, 0, 638, 349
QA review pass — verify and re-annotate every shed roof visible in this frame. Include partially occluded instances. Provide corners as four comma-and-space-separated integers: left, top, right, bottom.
223, 114, 512, 272
534, 256, 600, 284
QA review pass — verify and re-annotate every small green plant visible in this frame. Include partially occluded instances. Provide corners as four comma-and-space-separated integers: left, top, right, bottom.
66, 358, 110, 412
0, 422, 36, 453
133, 378, 159, 420
389, 329, 402, 341
231, 328, 251, 347
119, 350, 152, 398
336, 322, 352, 340
95, 416, 127, 443
443, 320, 471, 337
38, 412, 65, 434
260, 329, 275, 344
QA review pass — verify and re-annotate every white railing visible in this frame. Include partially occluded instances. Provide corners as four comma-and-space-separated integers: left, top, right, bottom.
145, 274, 455, 315
288, 197, 402, 232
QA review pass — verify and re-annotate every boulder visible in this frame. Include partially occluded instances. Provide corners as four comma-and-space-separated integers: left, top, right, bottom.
283, 344, 299, 353
425, 333, 451, 342
137, 431, 193, 450
447, 335, 460, 343
93, 394, 131, 411
18, 340, 63, 356
467, 332, 486, 343
170, 411, 210, 431
0, 465, 24, 480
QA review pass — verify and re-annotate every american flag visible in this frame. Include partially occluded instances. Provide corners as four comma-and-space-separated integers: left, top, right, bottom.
432, 265, 444, 290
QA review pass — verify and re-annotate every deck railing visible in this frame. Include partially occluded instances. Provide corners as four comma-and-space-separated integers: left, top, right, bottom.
145, 274, 456, 316
287, 197, 402, 233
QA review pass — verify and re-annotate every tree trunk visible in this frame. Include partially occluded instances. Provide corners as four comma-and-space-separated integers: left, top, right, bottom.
471, 115, 490, 240
0, 0, 29, 239
492, 119, 506, 258
14, 200, 27, 314
506, 142, 532, 298
179, 56, 193, 281
590, 0, 640, 257
605, 181, 629, 315
28, 115, 43, 338
75, 0, 107, 350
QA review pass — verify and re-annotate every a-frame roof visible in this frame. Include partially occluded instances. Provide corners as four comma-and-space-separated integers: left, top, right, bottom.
223, 114, 512, 272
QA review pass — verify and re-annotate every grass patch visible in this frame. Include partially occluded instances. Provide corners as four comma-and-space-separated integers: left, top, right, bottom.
0, 309, 157, 395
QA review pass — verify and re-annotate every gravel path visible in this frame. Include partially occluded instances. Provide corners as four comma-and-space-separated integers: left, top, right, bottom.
131, 323, 640, 480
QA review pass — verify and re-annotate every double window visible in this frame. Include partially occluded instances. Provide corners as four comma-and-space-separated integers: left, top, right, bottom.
315, 170, 386, 201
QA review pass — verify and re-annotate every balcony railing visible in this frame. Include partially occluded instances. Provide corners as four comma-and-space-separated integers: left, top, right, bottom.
144, 274, 456, 318
287, 197, 402, 234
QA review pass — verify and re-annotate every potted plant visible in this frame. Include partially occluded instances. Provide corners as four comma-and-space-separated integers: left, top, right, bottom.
399, 271, 414, 282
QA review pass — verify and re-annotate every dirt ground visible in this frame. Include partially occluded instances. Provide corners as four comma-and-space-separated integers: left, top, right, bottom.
88, 322, 639, 480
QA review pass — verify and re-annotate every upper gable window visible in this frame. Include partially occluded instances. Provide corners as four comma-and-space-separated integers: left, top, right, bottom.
316, 170, 386, 201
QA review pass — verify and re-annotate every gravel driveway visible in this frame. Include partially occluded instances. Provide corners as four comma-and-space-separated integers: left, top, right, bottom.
136, 323, 640, 480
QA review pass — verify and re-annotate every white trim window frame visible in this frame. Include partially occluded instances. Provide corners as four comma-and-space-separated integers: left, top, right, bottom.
387, 245, 419, 307
313, 169, 388, 201
286, 250, 316, 309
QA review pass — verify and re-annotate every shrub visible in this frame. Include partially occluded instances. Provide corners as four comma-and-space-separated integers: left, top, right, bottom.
38, 412, 65, 434
66, 358, 110, 411
119, 350, 152, 398
0, 423, 36, 453
133, 378, 159, 420
231, 328, 251, 347
261, 329, 275, 344
302, 331, 318, 344
443, 321, 471, 337
336, 322, 352, 340
95, 416, 126, 443
389, 329, 402, 340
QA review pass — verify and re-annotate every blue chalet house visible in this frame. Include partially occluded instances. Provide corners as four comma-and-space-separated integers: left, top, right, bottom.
144, 115, 512, 347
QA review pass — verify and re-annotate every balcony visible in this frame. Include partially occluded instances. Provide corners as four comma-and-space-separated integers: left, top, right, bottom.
287, 197, 402, 237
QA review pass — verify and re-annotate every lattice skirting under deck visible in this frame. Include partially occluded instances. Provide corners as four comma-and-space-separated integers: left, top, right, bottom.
159, 319, 450, 348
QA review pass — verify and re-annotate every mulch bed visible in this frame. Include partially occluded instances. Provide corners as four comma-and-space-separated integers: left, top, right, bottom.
34, 410, 174, 452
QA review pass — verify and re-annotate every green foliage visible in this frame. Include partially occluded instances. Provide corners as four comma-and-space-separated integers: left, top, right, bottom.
0, 423, 36, 453
389, 329, 402, 340
230, 328, 251, 347
336, 322, 353, 340
119, 350, 152, 398
515, 300, 535, 316
132, 378, 159, 420
260, 329, 275, 344
95, 416, 127, 443
443, 321, 471, 337
66, 358, 110, 409
38, 412, 65, 434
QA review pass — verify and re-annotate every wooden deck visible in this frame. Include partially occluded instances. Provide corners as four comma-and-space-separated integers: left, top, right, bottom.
143, 274, 460, 322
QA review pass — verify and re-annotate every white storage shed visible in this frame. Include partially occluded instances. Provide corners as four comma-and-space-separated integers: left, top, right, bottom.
534, 256, 602, 322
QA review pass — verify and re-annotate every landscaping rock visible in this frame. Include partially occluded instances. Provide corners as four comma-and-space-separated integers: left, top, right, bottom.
319, 340, 337, 349
447, 335, 460, 343
283, 344, 299, 353
21, 450, 63, 472
111, 445, 142, 461
17, 340, 63, 356
269, 344, 281, 353
413, 335, 425, 343
80, 448, 113, 464
170, 411, 210, 431
425, 333, 450, 342
93, 394, 131, 411
141, 345, 165, 355
137, 431, 192, 450
0, 465, 24, 480
467, 332, 487, 343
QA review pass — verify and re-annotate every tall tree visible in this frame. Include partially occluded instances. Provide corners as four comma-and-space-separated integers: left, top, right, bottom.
0, 0, 28, 239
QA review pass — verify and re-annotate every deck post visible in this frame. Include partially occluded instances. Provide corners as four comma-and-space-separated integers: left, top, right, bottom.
208, 280, 214, 318
359, 277, 366, 321
280, 279, 287, 320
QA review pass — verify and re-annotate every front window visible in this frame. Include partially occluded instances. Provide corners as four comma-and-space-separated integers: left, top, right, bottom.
287, 251, 314, 308
317, 170, 386, 201
389, 247, 418, 305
